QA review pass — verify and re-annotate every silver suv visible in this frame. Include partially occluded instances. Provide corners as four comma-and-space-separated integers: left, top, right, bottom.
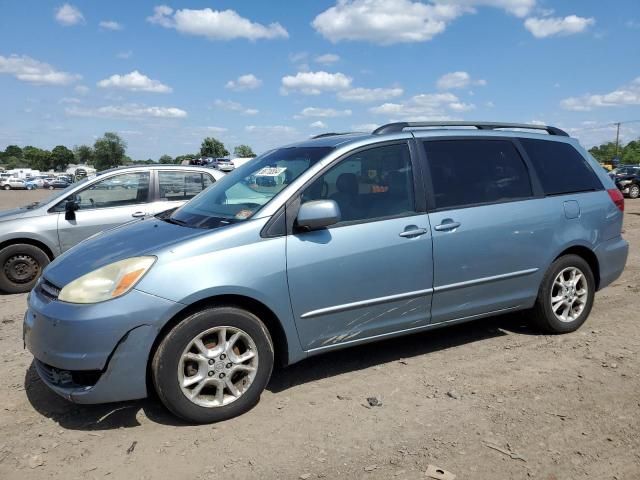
0, 165, 223, 293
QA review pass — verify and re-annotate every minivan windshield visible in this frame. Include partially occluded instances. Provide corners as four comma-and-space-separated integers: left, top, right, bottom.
168, 146, 333, 229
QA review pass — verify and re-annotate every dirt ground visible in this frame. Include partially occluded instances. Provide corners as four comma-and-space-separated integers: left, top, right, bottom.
0, 189, 638, 480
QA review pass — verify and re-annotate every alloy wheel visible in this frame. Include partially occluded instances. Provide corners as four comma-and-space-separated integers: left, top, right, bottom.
550, 267, 588, 323
177, 326, 258, 408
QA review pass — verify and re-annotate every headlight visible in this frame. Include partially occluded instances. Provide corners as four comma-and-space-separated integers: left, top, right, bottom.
58, 256, 156, 304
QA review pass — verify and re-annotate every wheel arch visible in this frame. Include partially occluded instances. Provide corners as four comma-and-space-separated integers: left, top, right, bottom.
0, 237, 56, 261
147, 294, 291, 390
553, 245, 600, 290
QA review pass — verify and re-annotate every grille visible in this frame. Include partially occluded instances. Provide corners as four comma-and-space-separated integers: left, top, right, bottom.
37, 278, 60, 302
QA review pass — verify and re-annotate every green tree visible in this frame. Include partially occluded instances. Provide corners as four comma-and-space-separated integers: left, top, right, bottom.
23, 146, 52, 171
4, 156, 29, 169
621, 140, 640, 165
74, 144, 94, 165
159, 154, 173, 164
588, 142, 619, 164
3, 145, 23, 159
200, 137, 228, 158
233, 145, 256, 157
93, 132, 127, 171
50, 145, 74, 172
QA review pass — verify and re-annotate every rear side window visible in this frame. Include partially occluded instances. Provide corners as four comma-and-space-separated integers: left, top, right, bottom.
423, 139, 533, 209
519, 138, 602, 195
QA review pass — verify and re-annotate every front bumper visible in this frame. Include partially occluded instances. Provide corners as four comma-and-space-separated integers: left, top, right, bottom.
24, 286, 183, 403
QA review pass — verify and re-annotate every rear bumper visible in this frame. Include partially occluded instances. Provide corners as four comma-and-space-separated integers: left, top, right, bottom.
594, 236, 629, 290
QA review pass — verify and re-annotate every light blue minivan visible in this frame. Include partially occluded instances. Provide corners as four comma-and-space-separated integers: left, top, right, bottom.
24, 122, 628, 423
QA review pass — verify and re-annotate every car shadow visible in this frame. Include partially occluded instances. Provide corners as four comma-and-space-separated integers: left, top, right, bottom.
24, 312, 535, 430
267, 312, 534, 393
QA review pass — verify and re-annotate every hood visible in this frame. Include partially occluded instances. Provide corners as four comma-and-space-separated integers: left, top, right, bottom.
0, 205, 44, 222
44, 217, 211, 287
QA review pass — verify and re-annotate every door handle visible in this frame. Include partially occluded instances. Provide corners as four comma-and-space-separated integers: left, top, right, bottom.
434, 220, 461, 231
131, 211, 146, 218
399, 227, 428, 238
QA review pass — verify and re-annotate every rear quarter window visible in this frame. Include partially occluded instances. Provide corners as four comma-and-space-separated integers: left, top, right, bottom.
519, 138, 602, 195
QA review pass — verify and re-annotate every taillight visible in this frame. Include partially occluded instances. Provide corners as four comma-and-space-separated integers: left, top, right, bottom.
607, 188, 624, 212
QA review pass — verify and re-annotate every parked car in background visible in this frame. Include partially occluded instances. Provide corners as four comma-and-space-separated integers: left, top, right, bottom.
1, 177, 29, 190
22, 122, 627, 423
46, 179, 71, 189
24, 180, 39, 190
615, 169, 640, 199
0, 165, 224, 293
610, 165, 640, 181
214, 158, 235, 172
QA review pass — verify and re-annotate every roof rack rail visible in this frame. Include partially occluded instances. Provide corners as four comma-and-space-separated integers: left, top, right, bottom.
311, 132, 357, 139
372, 121, 569, 137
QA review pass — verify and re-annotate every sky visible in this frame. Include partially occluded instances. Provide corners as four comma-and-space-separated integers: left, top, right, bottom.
1, 0, 639, 160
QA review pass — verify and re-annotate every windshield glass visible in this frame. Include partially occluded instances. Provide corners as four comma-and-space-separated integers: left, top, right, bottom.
169, 146, 333, 229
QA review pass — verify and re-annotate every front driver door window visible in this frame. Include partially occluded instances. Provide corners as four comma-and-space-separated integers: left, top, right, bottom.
57, 172, 150, 252
286, 143, 434, 351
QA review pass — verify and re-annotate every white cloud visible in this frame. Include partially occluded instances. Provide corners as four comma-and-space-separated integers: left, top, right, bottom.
337, 87, 403, 102
100, 20, 123, 31
245, 125, 298, 136
205, 126, 228, 134
0, 54, 81, 86
225, 73, 262, 91
436, 71, 486, 90
299, 107, 352, 117
147, 5, 288, 41
560, 77, 640, 111
524, 15, 595, 38
315, 53, 340, 65
310, 121, 328, 129
55, 3, 84, 26
352, 123, 379, 132
289, 52, 308, 63
434, 0, 535, 18
370, 92, 471, 119
59, 97, 81, 104
312, 0, 467, 45
97, 70, 172, 93
66, 104, 187, 119
214, 99, 259, 115
281, 71, 352, 95
116, 50, 133, 59
75, 85, 89, 95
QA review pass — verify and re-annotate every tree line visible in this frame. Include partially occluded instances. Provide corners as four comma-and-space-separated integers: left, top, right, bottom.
0, 133, 256, 173
589, 138, 640, 165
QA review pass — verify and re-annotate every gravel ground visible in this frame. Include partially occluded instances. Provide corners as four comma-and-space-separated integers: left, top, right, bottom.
0, 189, 638, 480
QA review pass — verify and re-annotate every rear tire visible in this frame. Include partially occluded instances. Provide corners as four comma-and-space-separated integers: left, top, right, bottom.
629, 184, 640, 199
0, 244, 50, 294
528, 254, 595, 334
152, 306, 274, 423
3, 185, 10, 190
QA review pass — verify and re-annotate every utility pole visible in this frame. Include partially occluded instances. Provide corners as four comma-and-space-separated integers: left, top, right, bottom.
614, 122, 621, 159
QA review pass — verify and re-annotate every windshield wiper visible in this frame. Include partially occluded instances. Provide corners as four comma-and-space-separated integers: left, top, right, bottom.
164, 216, 188, 226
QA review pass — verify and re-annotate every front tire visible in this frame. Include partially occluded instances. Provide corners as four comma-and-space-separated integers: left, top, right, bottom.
152, 306, 274, 423
0, 244, 50, 294
3, 185, 10, 190
528, 254, 595, 334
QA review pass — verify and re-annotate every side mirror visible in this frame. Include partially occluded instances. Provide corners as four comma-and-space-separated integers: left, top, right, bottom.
296, 200, 341, 231
64, 198, 79, 221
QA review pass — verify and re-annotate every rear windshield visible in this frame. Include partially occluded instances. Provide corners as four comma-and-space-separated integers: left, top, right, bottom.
168, 146, 333, 229
519, 138, 602, 195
